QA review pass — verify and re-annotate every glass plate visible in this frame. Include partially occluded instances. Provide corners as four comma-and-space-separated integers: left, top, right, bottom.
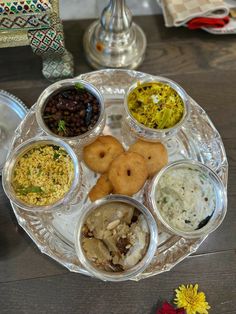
10, 69, 228, 281
0, 90, 28, 174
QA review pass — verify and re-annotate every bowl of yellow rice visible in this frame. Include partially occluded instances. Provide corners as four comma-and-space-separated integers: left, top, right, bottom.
2, 136, 81, 212
123, 76, 190, 141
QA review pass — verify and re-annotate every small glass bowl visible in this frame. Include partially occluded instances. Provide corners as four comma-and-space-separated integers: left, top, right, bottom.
122, 76, 190, 142
2, 136, 82, 212
75, 195, 158, 282
147, 160, 227, 238
36, 78, 106, 147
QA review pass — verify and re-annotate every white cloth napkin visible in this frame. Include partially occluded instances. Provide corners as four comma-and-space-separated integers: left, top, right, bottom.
158, 0, 229, 27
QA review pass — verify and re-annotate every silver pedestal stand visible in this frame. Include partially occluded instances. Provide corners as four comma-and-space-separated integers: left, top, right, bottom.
83, 0, 147, 69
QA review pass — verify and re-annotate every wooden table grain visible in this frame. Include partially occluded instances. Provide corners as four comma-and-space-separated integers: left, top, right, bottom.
0, 15, 236, 314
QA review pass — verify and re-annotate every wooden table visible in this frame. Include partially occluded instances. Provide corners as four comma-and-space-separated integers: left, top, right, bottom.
0, 16, 235, 314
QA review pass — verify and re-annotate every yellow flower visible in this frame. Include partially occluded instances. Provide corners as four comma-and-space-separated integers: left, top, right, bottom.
174, 284, 211, 314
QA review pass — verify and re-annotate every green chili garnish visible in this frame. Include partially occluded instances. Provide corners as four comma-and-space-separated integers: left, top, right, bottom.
17, 186, 43, 195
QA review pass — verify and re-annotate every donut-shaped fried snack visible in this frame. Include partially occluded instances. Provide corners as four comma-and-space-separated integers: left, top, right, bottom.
83, 136, 124, 173
129, 140, 168, 177
108, 152, 148, 196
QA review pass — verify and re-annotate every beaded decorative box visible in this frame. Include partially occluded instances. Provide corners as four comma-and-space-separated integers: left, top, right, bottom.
0, 0, 74, 80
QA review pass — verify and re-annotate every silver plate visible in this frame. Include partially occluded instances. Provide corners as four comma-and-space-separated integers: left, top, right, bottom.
0, 90, 28, 173
9, 69, 228, 281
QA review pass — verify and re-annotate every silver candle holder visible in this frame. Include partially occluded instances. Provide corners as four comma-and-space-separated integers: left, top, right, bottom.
83, 0, 147, 69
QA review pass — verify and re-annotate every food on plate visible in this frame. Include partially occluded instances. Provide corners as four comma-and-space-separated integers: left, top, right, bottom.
12, 144, 74, 206
127, 81, 184, 129
108, 152, 148, 196
156, 166, 216, 231
83, 135, 124, 173
128, 140, 168, 177
82, 202, 150, 271
88, 173, 113, 202
42, 83, 101, 137
85, 135, 169, 200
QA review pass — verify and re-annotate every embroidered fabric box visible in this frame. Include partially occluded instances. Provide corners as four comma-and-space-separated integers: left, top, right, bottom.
0, 0, 52, 30
0, 0, 74, 80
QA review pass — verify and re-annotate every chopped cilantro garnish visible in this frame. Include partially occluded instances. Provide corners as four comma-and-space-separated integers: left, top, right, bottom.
75, 82, 84, 90
57, 120, 66, 133
53, 152, 60, 160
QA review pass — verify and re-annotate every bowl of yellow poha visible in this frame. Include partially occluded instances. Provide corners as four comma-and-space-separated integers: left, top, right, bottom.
2, 136, 81, 212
